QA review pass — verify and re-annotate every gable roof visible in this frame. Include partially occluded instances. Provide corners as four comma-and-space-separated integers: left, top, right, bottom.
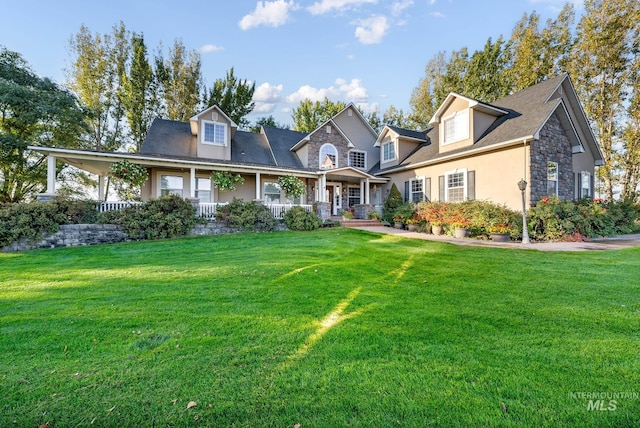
378, 74, 602, 173
429, 92, 508, 125
141, 118, 197, 157
262, 126, 307, 168
374, 125, 429, 146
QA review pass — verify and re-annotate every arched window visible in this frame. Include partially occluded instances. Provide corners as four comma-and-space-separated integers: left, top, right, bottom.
319, 144, 338, 169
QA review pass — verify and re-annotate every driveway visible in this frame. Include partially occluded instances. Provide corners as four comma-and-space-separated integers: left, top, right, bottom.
354, 226, 640, 252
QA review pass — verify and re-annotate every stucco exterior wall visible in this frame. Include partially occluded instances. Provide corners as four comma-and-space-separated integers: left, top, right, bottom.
384, 145, 531, 211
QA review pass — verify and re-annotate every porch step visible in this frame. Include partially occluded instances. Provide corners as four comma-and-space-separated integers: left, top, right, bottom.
338, 219, 382, 228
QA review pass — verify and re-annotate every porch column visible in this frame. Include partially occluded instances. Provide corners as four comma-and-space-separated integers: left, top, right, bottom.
46, 155, 56, 194
365, 178, 370, 204
320, 174, 327, 202
255, 172, 261, 200
189, 168, 196, 198
360, 180, 365, 204
98, 175, 105, 201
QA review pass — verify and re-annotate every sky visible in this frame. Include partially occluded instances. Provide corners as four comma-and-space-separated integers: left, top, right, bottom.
0, 0, 584, 127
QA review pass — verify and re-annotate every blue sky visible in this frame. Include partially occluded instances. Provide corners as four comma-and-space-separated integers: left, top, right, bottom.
1, 0, 583, 127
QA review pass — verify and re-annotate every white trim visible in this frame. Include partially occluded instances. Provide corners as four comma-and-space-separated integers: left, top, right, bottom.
378, 137, 536, 174
319, 143, 338, 169
381, 140, 396, 163
201, 120, 227, 146
547, 161, 559, 196
429, 92, 508, 125
348, 149, 367, 169
444, 168, 468, 202
409, 176, 426, 203
441, 108, 470, 145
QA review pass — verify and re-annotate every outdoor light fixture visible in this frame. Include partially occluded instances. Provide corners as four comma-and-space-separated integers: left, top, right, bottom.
518, 179, 530, 244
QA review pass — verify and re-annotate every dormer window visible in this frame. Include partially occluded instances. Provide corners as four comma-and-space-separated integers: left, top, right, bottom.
320, 144, 338, 169
442, 109, 469, 145
382, 141, 396, 163
202, 120, 226, 145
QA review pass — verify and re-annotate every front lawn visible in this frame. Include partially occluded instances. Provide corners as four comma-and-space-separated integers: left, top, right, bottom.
1, 229, 638, 426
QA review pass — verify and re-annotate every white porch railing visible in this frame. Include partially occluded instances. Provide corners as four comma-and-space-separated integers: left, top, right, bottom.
98, 201, 313, 221
97, 201, 144, 212
198, 202, 229, 220
267, 204, 313, 219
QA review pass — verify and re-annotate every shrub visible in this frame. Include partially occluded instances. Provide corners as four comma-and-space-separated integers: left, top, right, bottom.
98, 195, 196, 240
528, 197, 640, 241
284, 206, 321, 231
0, 199, 99, 247
215, 198, 277, 232
383, 184, 403, 223
392, 202, 416, 224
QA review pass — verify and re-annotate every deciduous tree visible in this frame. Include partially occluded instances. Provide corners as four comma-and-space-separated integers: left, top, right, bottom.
205, 67, 255, 129
291, 98, 346, 132
0, 47, 86, 202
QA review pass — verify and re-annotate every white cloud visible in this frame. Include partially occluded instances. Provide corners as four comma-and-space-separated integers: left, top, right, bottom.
200, 44, 224, 53
354, 16, 389, 44
286, 78, 369, 104
253, 82, 284, 103
336, 78, 368, 102
308, 0, 377, 15
429, 11, 445, 18
356, 102, 379, 115
239, 1, 299, 30
253, 82, 284, 114
346, 54, 356, 61
391, 0, 413, 16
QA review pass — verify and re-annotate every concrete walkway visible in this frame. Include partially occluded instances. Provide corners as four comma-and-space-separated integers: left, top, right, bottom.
352, 226, 640, 252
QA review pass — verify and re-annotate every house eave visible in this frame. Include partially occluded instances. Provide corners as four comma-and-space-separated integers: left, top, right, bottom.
379, 137, 536, 174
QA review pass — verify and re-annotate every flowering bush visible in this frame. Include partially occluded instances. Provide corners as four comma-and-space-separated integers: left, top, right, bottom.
211, 171, 245, 192
488, 224, 512, 234
277, 175, 306, 199
110, 160, 148, 201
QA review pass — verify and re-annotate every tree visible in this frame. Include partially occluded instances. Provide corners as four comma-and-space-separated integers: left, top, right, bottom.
155, 39, 203, 121
67, 22, 129, 153
382, 105, 413, 129
569, 0, 637, 200
464, 37, 510, 102
205, 68, 255, 129
0, 47, 86, 202
123, 33, 155, 151
409, 52, 447, 129
291, 98, 346, 132
248, 115, 289, 133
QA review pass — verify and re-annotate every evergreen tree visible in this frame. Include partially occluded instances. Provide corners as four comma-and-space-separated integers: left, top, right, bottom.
205, 68, 255, 128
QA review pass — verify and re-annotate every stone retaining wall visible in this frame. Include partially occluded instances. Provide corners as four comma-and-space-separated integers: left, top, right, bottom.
2, 221, 286, 252
2, 224, 129, 252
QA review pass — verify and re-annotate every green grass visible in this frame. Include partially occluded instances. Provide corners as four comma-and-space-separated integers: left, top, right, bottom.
1, 228, 639, 427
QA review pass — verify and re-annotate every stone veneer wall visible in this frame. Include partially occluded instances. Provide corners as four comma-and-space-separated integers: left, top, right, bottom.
306, 124, 350, 170
529, 112, 574, 204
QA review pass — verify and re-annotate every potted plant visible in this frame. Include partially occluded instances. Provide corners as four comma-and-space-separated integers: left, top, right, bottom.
406, 217, 421, 232
488, 224, 512, 242
341, 209, 354, 220
452, 221, 471, 238
393, 215, 405, 229
430, 221, 444, 235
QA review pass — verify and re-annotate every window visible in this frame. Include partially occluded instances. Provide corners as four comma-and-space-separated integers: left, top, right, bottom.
202, 121, 226, 145
446, 171, 465, 202
581, 171, 591, 198
160, 175, 183, 197
443, 109, 469, 144
410, 178, 425, 203
195, 178, 211, 203
348, 150, 366, 169
320, 144, 338, 169
348, 186, 361, 207
263, 182, 281, 204
547, 161, 558, 196
382, 141, 395, 162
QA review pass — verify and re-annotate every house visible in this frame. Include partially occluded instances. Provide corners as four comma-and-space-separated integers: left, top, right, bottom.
31, 73, 603, 219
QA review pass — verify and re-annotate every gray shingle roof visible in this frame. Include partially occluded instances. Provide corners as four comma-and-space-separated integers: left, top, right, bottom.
386, 125, 429, 141
262, 126, 307, 168
231, 130, 275, 165
140, 118, 196, 157
381, 74, 568, 172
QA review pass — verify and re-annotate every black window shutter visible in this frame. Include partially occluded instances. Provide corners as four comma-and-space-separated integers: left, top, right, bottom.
590, 173, 595, 198
425, 177, 431, 202
575, 172, 581, 199
438, 175, 445, 201
404, 181, 409, 202
467, 170, 475, 200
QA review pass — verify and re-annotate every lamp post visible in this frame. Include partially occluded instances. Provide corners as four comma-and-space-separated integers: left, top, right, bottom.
518, 179, 530, 244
